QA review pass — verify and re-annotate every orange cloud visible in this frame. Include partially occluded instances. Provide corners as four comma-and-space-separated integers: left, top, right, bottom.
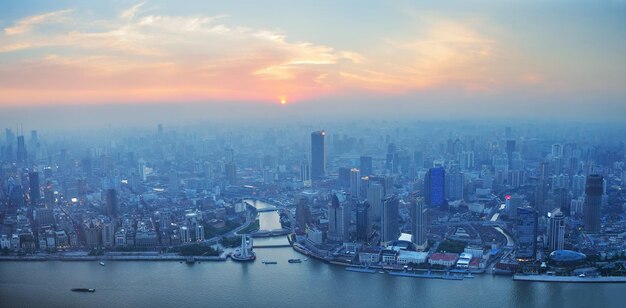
0, 4, 535, 106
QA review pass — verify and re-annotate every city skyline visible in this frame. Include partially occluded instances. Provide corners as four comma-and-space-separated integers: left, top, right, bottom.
1, 0, 625, 122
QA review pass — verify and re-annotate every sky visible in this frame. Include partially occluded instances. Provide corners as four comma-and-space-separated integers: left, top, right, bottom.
0, 0, 625, 124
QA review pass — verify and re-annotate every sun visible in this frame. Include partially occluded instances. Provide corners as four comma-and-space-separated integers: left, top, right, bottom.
280, 96, 287, 105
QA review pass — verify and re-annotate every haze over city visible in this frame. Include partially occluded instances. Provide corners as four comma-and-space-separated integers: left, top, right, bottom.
1, 1, 626, 308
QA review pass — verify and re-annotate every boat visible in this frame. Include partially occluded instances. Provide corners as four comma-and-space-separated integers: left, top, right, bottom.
303, 258, 308, 261
71, 288, 95, 293
186, 256, 195, 264
378, 271, 385, 274
464, 273, 475, 279
262, 261, 278, 264
99, 262, 105, 266
288, 259, 302, 263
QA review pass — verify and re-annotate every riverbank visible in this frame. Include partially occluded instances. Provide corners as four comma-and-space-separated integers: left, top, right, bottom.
513, 274, 626, 283
0, 254, 227, 262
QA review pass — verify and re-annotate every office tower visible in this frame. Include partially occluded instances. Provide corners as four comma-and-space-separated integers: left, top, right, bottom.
411, 197, 428, 250
300, 161, 311, 188
552, 188, 571, 216
369, 175, 394, 197
360, 176, 369, 199
295, 198, 311, 232
328, 192, 349, 242
338, 167, 350, 188
360, 156, 373, 176
413, 151, 424, 170
445, 170, 464, 201
516, 206, 538, 261
104, 189, 118, 217
367, 183, 384, 223
225, 162, 236, 185
386, 143, 399, 173
424, 167, 445, 207
29, 171, 41, 207
33, 208, 54, 227
506, 140, 516, 168
311, 131, 326, 179
138, 160, 147, 182
583, 174, 603, 233
102, 222, 115, 247
16, 135, 27, 164
381, 195, 399, 244
349, 168, 361, 199
356, 201, 370, 242
460, 151, 475, 170
507, 194, 524, 218
548, 208, 565, 252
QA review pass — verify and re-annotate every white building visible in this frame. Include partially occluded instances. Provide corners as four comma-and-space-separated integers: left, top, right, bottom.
397, 251, 428, 265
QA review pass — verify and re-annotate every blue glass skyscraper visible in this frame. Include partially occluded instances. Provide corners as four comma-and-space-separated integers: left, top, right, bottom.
425, 167, 445, 207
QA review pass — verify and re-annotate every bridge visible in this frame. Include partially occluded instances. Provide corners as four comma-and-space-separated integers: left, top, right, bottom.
252, 244, 292, 248
255, 207, 278, 212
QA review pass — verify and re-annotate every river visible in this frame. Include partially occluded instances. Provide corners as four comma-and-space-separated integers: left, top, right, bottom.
1, 200, 624, 307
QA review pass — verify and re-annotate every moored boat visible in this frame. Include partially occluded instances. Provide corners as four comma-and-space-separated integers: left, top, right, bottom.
71, 288, 95, 293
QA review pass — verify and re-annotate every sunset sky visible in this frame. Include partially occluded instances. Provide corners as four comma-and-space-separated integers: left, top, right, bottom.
0, 0, 625, 121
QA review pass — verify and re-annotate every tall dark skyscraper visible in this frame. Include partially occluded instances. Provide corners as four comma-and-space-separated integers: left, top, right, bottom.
104, 188, 118, 217
295, 197, 311, 232
381, 195, 399, 243
311, 131, 326, 180
16, 135, 27, 164
516, 206, 538, 261
583, 174, 603, 233
506, 139, 516, 168
356, 201, 370, 242
29, 171, 41, 207
424, 167, 445, 207
360, 156, 373, 176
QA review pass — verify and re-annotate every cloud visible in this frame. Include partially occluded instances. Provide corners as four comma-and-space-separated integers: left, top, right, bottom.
0, 3, 532, 105
4, 9, 74, 35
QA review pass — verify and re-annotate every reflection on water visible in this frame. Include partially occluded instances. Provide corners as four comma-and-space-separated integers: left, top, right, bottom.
245, 199, 282, 230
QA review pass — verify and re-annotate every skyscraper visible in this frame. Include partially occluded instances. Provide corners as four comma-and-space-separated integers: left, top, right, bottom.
300, 161, 310, 184
225, 162, 236, 185
381, 195, 399, 244
29, 171, 40, 207
516, 206, 538, 261
411, 197, 427, 250
506, 139, 516, 168
349, 168, 361, 199
295, 197, 311, 232
328, 192, 349, 242
356, 201, 370, 242
16, 135, 27, 164
367, 183, 384, 223
311, 131, 326, 180
104, 189, 118, 218
424, 167, 445, 207
583, 174, 603, 233
548, 208, 565, 252
360, 156, 373, 176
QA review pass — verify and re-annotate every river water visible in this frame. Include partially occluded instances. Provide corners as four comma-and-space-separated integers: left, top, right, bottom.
1, 201, 624, 307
